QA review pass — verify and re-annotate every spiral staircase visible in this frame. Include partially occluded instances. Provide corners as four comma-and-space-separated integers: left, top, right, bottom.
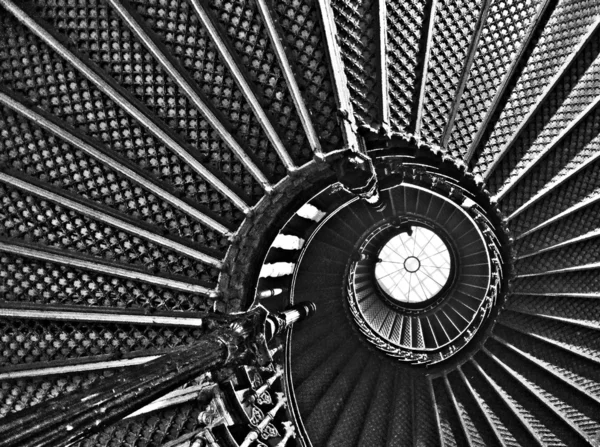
1, 0, 600, 445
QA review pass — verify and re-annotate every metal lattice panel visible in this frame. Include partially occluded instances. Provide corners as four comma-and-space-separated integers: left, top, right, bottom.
0, 182, 220, 282
0, 318, 205, 367
34, 0, 276, 192
330, 0, 379, 129
208, 0, 314, 165
472, 0, 600, 177
0, 253, 210, 311
386, 0, 425, 134
0, 12, 248, 220
420, 0, 484, 145
446, 0, 545, 160
1, 0, 600, 445
509, 161, 600, 235
273, 0, 344, 150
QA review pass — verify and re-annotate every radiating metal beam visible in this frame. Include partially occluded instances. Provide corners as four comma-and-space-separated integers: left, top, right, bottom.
107, 0, 279, 186
184, 0, 295, 172
255, 0, 323, 158
513, 194, 600, 238
456, 367, 508, 447
517, 228, 600, 260
517, 262, 600, 278
124, 384, 210, 419
509, 307, 600, 331
498, 320, 600, 366
501, 97, 600, 215
428, 378, 445, 446
377, 0, 390, 134
412, 0, 438, 139
443, 375, 474, 447
511, 291, 600, 299
441, 0, 492, 147
0, 306, 205, 327
470, 359, 545, 447
0, 88, 244, 226
492, 335, 600, 406
0, 356, 160, 380
314, 0, 362, 153
0, 171, 223, 268
464, 0, 553, 165
482, 347, 592, 444
0, 0, 255, 207
483, 18, 600, 182
0, 239, 215, 295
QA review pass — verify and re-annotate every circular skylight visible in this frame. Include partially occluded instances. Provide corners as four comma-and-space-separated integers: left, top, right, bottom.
375, 226, 451, 304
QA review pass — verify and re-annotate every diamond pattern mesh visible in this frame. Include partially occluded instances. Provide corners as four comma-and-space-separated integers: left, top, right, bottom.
460, 361, 524, 447
509, 160, 600, 235
474, 352, 560, 445
497, 44, 600, 215
386, 0, 426, 133
0, 181, 219, 283
74, 401, 203, 447
0, 318, 204, 368
506, 295, 600, 330
515, 238, 600, 275
446, 0, 544, 160
0, 253, 211, 311
432, 378, 466, 447
420, 0, 484, 145
34, 0, 274, 191
513, 270, 600, 294
0, 370, 114, 418
499, 311, 600, 365
498, 312, 600, 398
273, 0, 344, 150
331, 0, 379, 129
0, 12, 247, 222
483, 340, 584, 444
515, 201, 600, 255
0, 106, 231, 250
1, 0, 600, 445
208, 0, 313, 165
472, 0, 600, 177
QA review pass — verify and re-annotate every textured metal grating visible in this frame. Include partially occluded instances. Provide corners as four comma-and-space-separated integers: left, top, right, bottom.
274, 0, 344, 150
0, 317, 205, 367
208, 0, 314, 165
74, 401, 203, 447
499, 313, 600, 386
475, 352, 561, 445
515, 238, 600, 275
490, 34, 600, 207
386, 0, 426, 134
32, 0, 275, 193
514, 201, 600, 255
331, 0, 379, 129
483, 341, 586, 444
513, 270, 600, 295
1, 0, 600, 445
0, 370, 114, 418
0, 252, 211, 311
509, 161, 600, 235
0, 12, 247, 222
472, 0, 600, 177
420, 0, 484, 145
446, 0, 545, 160
0, 105, 232, 249
0, 182, 219, 282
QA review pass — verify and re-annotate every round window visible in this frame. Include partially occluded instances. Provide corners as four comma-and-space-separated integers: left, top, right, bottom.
374, 226, 452, 304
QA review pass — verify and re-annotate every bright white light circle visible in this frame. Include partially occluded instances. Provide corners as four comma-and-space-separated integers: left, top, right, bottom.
375, 226, 451, 304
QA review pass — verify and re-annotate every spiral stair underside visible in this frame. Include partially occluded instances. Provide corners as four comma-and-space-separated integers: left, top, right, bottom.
1, 0, 600, 445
